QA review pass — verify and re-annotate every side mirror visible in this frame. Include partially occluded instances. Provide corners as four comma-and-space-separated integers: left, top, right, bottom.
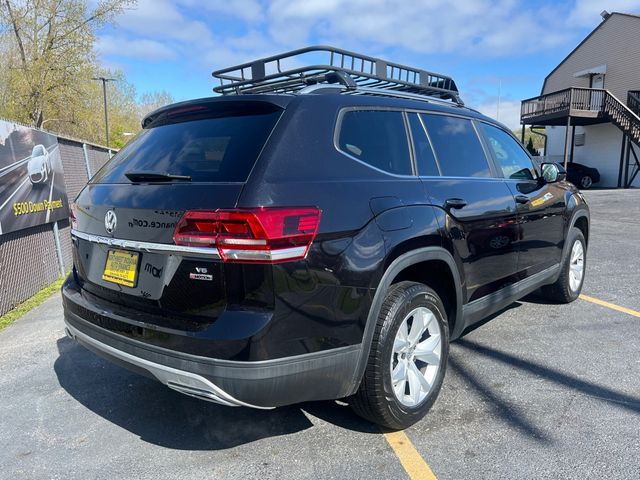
541, 163, 567, 183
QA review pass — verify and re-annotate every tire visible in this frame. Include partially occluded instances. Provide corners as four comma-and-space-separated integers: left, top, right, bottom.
350, 281, 449, 430
579, 175, 593, 189
540, 227, 586, 303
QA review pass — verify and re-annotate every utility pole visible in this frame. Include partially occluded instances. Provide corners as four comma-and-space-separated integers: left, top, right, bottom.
92, 77, 116, 147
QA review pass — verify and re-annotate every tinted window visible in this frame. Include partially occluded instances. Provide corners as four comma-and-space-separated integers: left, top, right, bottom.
338, 110, 412, 175
408, 113, 440, 176
420, 114, 491, 178
479, 123, 537, 180
92, 109, 282, 183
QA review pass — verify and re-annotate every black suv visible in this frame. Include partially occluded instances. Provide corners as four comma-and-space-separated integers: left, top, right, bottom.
62, 47, 589, 429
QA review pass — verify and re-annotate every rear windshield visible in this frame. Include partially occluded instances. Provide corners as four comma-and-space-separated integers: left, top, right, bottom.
91, 106, 282, 184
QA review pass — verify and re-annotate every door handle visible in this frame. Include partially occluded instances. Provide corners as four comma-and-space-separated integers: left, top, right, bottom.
515, 195, 529, 204
444, 198, 467, 209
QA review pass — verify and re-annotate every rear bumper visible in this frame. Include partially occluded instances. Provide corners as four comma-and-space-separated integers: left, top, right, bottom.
64, 320, 270, 409
63, 297, 361, 408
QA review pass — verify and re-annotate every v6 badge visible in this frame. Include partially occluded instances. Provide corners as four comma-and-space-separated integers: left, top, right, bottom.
190, 267, 212, 281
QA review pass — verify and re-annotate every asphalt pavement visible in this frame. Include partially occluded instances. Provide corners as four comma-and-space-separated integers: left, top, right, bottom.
0, 189, 638, 480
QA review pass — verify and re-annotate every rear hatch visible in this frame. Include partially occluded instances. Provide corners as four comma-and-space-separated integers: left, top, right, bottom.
71, 99, 285, 330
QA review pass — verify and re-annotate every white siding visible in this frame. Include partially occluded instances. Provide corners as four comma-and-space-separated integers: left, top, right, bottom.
541, 13, 640, 188
543, 14, 640, 102
545, 124, 639, 187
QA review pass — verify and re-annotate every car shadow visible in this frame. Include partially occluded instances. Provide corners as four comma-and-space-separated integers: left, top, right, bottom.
518, 291, 561, 305
54, 336, 377, 450
457, 301, 524, 338
455, 339, 640, 416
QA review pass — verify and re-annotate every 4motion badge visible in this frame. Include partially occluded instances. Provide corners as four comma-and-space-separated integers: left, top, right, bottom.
189, 267, 212, 281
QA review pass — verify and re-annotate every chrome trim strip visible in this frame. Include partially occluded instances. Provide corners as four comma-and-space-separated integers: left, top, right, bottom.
65, 323, 273, 410
221, 246, 307, 261
71, 229, 221, 259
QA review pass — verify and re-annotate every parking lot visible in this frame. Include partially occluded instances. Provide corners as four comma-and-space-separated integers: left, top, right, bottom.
1, 189, 639, 480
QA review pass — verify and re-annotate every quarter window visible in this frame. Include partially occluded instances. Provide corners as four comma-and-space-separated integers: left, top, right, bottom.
420, 114, 491, 178
338, 110, 412, 175
479, 123, 537, 180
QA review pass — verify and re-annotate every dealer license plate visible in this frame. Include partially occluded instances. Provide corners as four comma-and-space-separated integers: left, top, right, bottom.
102, 249, 139, 287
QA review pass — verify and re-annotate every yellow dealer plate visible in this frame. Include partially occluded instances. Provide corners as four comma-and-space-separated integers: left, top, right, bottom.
102, 249, 139, 288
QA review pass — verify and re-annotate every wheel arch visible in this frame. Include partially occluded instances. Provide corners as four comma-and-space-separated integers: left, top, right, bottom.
347, 246, 463, 396
572, 211, 589, 246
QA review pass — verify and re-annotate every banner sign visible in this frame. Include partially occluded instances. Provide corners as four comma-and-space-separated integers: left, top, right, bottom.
0, 120, 69, 235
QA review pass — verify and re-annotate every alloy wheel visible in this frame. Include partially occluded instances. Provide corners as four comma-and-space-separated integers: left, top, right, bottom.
390, 306, 442, 407
569, 240, 585, 292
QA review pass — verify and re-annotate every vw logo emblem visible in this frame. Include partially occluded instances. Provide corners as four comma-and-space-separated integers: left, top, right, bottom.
104, 210, 117, 234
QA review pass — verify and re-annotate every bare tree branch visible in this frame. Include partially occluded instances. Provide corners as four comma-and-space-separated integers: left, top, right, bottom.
3, 0, 27, 66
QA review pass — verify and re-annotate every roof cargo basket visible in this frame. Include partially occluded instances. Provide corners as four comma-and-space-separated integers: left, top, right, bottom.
212, 45, 463, 105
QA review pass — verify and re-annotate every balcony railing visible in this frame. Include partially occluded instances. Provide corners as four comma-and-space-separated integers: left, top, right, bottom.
521, 87, 640, 188
521, 87, 607, 123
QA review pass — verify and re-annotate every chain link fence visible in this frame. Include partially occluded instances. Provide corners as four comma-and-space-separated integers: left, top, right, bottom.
0, 136, 113, 316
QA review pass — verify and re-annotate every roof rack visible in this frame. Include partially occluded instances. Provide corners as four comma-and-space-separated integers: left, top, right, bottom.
212, 45, 463, 105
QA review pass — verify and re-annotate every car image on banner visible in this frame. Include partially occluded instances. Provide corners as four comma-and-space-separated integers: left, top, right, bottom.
27, 144, 52, 185
0, 121, 69, 235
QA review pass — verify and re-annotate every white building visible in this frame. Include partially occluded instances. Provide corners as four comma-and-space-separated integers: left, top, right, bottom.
520, 11, 640, 188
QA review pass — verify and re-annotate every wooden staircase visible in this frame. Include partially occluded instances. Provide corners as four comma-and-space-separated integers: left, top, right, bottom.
609, 91, 640, 187
628, 90, 640, 116
604, 91, 640, 146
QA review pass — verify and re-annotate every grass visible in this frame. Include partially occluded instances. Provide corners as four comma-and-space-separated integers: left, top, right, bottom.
0, 278, 65, 332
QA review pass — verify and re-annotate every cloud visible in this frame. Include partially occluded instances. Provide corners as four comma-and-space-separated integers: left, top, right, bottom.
263, 0, 575, 57
473, 99, 522, 130
100, 0, 623, 74
97, 35, 176, 61
99, 0, 640, 77
112, 0, 214, 44
567, 0, 640, 26
175, 0, 265, 22
96, 0, 640, 112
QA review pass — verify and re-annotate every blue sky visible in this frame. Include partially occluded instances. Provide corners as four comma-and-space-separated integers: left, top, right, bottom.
96, 0, 640, 128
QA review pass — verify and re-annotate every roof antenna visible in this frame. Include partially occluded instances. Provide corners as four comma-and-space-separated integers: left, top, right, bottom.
600, 10, 610, 20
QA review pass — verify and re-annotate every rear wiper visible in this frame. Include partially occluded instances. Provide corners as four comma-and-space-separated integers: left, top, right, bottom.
124, 171, 191, 182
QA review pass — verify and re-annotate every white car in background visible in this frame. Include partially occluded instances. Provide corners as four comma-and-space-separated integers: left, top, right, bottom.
27, 144, 51, 184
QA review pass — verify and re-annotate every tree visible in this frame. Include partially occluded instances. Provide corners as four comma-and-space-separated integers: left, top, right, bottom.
513, 126, 545, 152
139, 91, 176, 118
526, 137, 539, 156
0, 0, 133, 129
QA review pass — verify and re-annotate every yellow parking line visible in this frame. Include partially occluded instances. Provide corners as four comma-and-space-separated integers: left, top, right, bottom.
381, 294, 637, 480
579, 294, 640, 318
383, 431, 438, 480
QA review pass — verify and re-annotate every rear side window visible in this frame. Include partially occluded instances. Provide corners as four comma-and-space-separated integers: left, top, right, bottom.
92, 107, 282, 184
478, 122, 537, 180
338, 110, 412, 175
421, 114, 491, 178
407, 113, 440, 176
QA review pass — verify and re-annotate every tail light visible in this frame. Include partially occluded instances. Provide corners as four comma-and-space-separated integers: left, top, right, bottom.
69, 202, 77, 230
173, 207, 322, 263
